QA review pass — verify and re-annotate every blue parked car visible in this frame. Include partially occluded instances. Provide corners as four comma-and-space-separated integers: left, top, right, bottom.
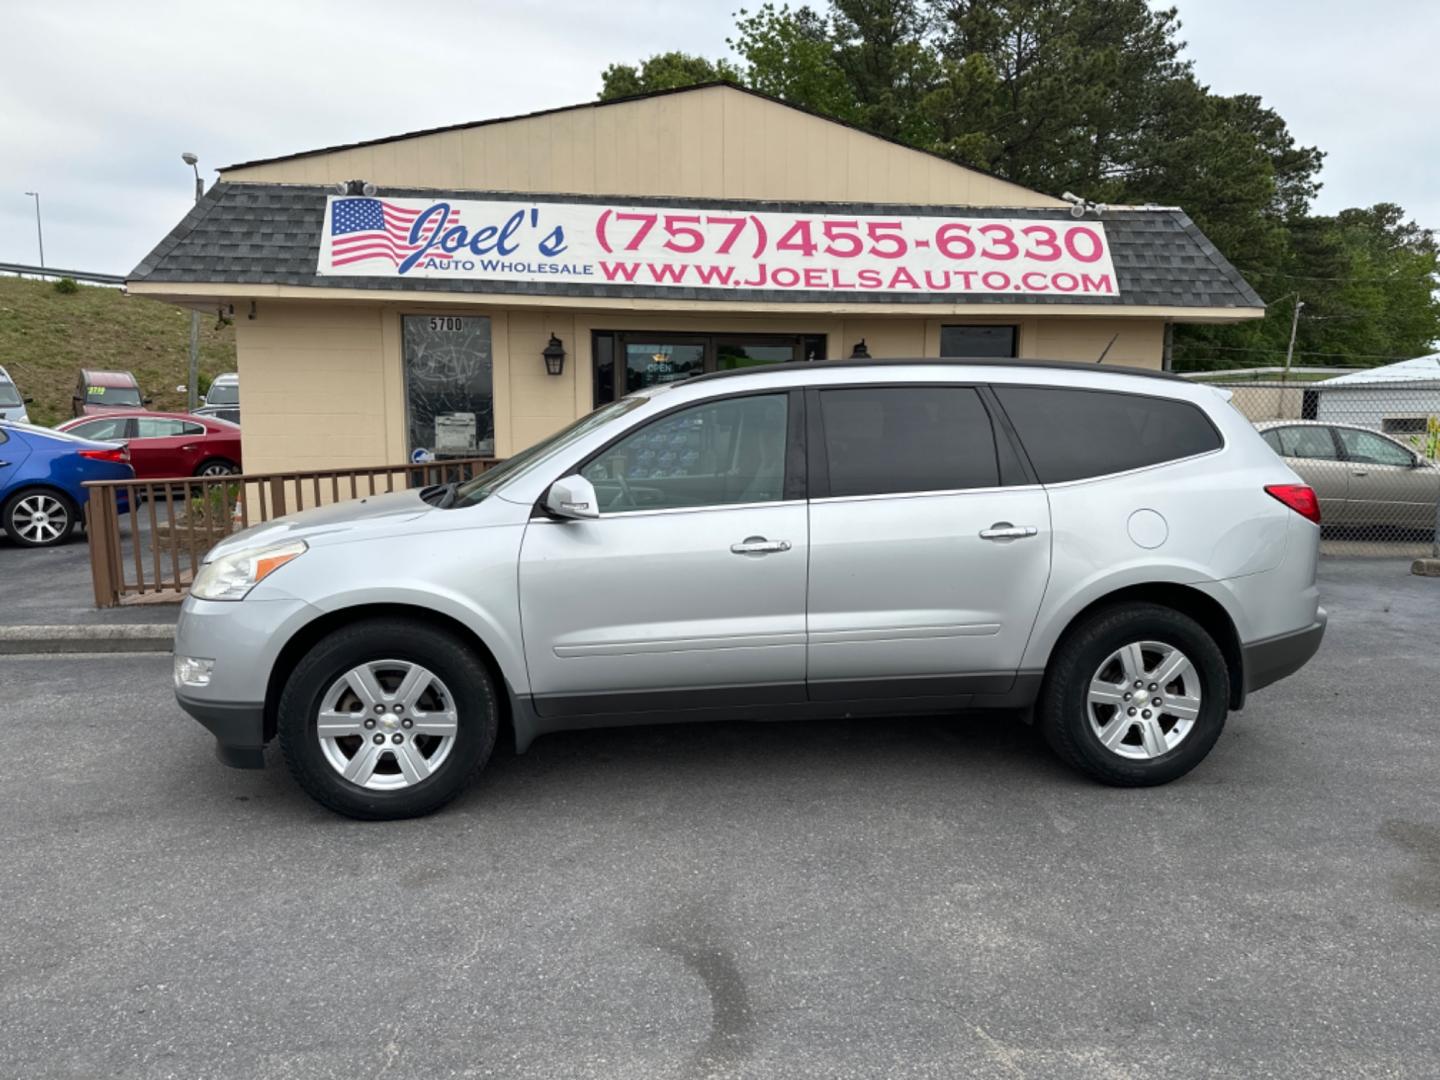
0, 420, 134, 547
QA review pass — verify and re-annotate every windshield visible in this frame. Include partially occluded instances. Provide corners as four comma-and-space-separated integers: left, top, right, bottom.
205, 381, 239, 405
452, 396, 652, 507
87, 385, 142, 407
0, 382, 21, 407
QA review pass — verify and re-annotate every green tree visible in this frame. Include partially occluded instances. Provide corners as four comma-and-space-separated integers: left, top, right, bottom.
598, 51, 740, 101
598, 1, 1438, 367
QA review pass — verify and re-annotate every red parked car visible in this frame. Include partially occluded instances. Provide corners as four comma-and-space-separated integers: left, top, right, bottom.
56, 411, 242, 479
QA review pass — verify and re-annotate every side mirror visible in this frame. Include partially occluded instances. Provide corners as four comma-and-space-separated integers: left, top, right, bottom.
544, 475, 600, 520
23, 397, 33, 404
142, 397, 154, 406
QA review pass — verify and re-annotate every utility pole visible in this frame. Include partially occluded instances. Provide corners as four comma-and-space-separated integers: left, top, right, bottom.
23, 192, 43, 267
181, 154, 203, 411
1282, 293, 1304, 379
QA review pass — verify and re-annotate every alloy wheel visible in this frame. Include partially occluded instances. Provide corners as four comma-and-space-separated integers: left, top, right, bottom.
9, 493, 70, 545
199, 461, 238, 477
316, 660, 459, 790
1086, 640, 1203, 760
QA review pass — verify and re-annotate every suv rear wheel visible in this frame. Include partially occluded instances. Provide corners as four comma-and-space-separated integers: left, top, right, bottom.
1039, 602, 1229, 786
277, 619, 498, 819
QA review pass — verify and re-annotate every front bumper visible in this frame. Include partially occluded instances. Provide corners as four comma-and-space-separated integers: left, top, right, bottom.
172, 592, 321, 769
1242, 609, 1328, 695
176, 693, 267, 769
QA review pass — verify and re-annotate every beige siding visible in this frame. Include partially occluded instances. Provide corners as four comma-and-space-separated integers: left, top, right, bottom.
222, 86, 1064, 209
234, 304, 403, 473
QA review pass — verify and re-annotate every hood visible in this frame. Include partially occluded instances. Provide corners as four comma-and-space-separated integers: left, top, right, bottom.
206, 488, 433, 559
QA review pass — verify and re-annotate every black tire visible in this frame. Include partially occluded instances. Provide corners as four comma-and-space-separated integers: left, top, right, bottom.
278, 618, 498, 820
1039, 602, 1229, 787
193, 458, 239, 477
2, 488, 78, 547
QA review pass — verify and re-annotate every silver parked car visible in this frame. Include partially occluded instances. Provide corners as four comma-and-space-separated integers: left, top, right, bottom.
1257, 420, 1440, 537
173, 359, 1327, 819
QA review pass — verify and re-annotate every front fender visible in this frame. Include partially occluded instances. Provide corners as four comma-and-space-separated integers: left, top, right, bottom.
254, 522, 531, 693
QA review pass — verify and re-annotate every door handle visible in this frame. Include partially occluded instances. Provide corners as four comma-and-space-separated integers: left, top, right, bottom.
730, 536, 791, 555
0, 461, 10, 468
1351, 470, 1368, 477
979, 523, 1038, 541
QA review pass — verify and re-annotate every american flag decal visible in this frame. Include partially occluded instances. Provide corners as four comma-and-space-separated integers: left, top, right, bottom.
328, 198, 461, 268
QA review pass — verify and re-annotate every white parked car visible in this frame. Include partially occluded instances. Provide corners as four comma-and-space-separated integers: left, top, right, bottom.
0, 364, 31, 423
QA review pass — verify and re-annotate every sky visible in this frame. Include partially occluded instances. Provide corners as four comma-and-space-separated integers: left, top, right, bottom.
2, 0, 1437, 275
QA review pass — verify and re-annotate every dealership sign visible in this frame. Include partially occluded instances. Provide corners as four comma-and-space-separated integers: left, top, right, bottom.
318, 196, 1120, 297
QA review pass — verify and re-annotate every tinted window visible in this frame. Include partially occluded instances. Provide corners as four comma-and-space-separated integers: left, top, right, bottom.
581, 394, 788, 513
205, 381, 239, 405
1336, 427, 1413, 467
70, 418, 130, 441
940, 325, 1017, 358
1273, 426, 1338, 461
820, 387, 998, 497
996, 386, 1221, 483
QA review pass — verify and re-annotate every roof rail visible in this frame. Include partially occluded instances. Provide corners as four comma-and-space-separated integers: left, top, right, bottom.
686, 357, 1184, 385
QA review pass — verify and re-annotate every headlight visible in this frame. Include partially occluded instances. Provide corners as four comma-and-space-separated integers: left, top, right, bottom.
191, 539, 307, 601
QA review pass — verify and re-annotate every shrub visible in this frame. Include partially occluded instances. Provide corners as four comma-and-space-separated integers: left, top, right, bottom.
52, 276, 79, 294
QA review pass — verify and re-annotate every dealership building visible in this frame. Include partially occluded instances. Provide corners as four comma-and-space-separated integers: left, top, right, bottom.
127, 83, 1264, 472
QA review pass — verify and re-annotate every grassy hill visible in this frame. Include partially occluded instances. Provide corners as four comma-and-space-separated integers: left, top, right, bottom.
0, 275, 236, 427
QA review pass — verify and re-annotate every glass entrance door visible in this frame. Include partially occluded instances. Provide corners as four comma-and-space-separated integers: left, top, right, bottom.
594, 332, 826, 405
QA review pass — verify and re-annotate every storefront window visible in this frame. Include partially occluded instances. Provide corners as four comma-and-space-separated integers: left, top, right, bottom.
940, 325, 1017, 358
593, 332, 825, 405
402, 315, 494, 460
624, 340, 707, 394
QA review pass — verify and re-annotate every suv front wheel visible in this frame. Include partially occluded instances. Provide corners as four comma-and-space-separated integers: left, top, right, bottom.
277, 618, 498, 819
1039, 602, 1229, 787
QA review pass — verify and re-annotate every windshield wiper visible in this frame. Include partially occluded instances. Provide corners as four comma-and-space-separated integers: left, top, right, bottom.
435, 480, 461, 509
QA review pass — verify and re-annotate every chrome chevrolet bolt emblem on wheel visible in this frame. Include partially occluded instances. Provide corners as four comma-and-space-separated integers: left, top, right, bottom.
1086, 641, 1202, 761
314, 660, 459, 791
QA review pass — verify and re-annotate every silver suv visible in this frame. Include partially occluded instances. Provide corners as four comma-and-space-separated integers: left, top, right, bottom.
173, 360, 1326, 819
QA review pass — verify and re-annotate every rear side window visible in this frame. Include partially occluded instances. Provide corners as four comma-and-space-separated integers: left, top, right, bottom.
1268, 426, 1338, 460
819, 386, 999, 497
995, 386, 1221, 483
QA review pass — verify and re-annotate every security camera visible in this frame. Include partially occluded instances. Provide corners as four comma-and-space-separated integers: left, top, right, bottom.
1061, 191, 1082, 204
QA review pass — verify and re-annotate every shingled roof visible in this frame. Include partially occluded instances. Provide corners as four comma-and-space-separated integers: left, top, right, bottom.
130, 182, 1264, 311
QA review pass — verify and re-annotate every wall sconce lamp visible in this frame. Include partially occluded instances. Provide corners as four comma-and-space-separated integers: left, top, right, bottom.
850, 338, 871, 359
543, 334, 566, 376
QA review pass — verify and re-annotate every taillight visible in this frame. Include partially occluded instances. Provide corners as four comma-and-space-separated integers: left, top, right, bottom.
78, 446, 129, 464
1265, 483, 1321, 524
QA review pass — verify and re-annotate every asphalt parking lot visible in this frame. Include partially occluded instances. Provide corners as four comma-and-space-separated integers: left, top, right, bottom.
1, 559, 1437, 1079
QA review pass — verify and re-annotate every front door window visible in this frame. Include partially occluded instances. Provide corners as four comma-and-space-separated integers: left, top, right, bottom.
580, 394, 789, 513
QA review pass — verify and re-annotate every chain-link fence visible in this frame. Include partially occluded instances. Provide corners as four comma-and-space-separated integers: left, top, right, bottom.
1202, 378, 1440, 557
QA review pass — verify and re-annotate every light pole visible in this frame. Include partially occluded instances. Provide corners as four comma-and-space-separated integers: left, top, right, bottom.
181, 153, 203, 411
23, 192, 43, 268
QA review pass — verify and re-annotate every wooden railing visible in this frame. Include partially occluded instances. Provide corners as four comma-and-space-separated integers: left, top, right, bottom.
83, 457, 500, 608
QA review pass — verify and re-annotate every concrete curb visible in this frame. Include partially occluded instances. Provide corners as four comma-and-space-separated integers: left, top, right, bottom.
1412, 558, 1440, 578
0, 624, 175, 655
